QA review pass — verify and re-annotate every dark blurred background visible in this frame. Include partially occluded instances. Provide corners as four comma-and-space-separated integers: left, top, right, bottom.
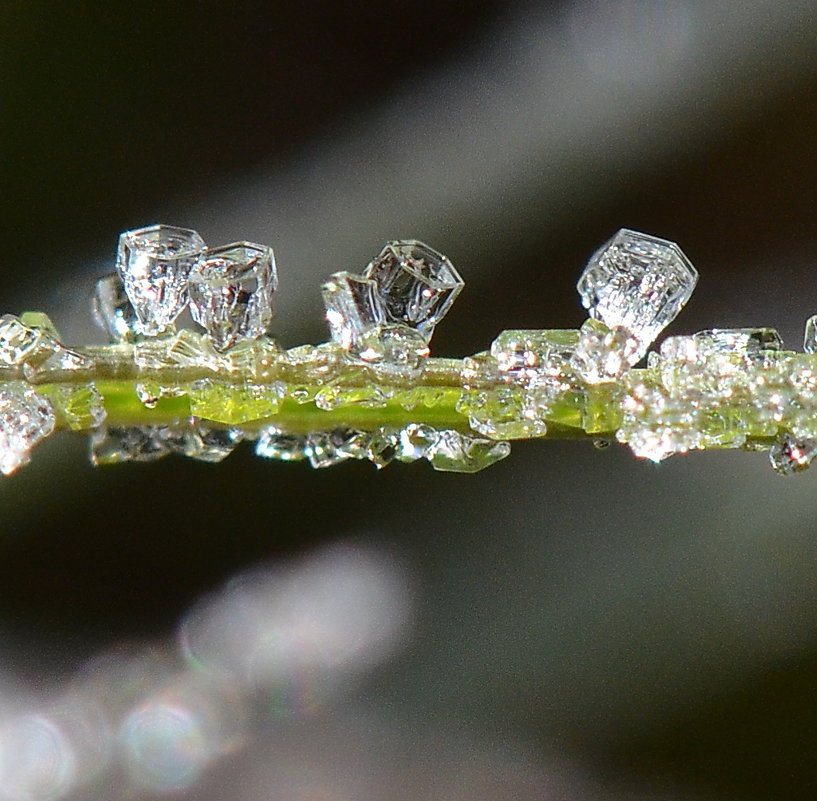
3, 1, 817, 799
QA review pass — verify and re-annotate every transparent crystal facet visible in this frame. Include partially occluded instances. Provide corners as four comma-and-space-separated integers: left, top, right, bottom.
0, 315, 46, 366
770, 433, 817, 475
804, 315, 817, 354
92, 272, 141, 343
304, 428, 366, 469
0, 383, 55, 475
364, 240, 464, 341
366, 427, 399, 468
322, 272, 384, 350
165, 423, 242, 463
577, 229, 698, 357
427, 430, 511, 473
255, 426, 307, 461
90, 426, 170, 465
357, 324, 430, 378
117, 224, 206, 336
189, 242, 277, 352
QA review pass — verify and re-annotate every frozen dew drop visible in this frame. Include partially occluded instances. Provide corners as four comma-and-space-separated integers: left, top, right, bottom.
357, 324, 430, 378
490, 329, 579, 383
255, 426, 307, 461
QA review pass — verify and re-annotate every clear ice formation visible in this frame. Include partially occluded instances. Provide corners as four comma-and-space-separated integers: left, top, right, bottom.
93, 272, 141, 343
363, 240, 464, 341
321, 240, 463, 377
6, 224, 817, 477
117, 224, 206, 336
577, 229, 698, 360
188, 242, 277, 352
0, 383, 55, 475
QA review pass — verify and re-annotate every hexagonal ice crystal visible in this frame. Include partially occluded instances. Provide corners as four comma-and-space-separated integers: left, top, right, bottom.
0, 383, 55, 475
117, 224, 206, 336
577, 229, 698, 358
92, 272, 140, 343
189, 242, 277, 352
322, 272, 385, 350
364, 240, 463, 341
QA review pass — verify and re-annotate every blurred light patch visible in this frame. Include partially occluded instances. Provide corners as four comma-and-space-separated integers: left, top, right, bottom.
119, 670, 248, 794
566, 0, 693, 85
179, 543, 412, 713
0, 714, 76, 801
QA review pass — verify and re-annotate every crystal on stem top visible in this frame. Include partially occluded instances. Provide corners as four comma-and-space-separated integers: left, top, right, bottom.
577, 228, 698, 360
117, 224, 206, 336
188, 242, 277, 352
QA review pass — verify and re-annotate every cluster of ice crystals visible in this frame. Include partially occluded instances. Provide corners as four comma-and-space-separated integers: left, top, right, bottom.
321, 240, 462, 377
253, 423, 508, 472
115, 225, 279, 351
577, 229, 698, 360
616, 327, 789, 462
569, 318, 639, 385
0, 383, 55, 474
188, 242, 277, 352
91, 421, 241, 466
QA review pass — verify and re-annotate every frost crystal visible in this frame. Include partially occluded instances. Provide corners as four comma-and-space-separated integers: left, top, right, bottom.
0, 383, 55, 475
427, 430, 511, 473
255, 427, 307, 461
117, 224, 206, 336
93, 272, 141, 343
188, 242, 277, 352
364, 240, 464, 341
577, 229, 697, 358
769, 433, 817, 475
322, 272, 384, 350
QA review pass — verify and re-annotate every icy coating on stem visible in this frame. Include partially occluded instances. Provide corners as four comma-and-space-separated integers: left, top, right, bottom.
1, 226, 815, 476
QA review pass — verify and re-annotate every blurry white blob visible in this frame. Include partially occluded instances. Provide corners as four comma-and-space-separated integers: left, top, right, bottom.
566, 0, 693, 86
120, 671, 247, 794
179, 543, 412, 713
0, 714, 76, 801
